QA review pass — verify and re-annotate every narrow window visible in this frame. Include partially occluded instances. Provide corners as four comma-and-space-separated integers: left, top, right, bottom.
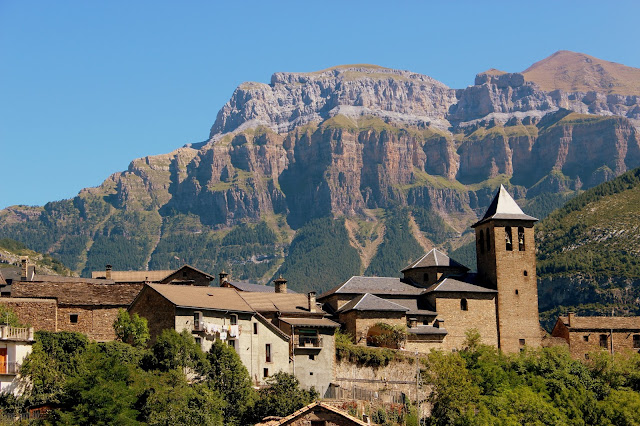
194, 337, 202, 348
265, 344, 271, 363
460, 298, 468, 311
585, 354, 589, 360
228, 340, 236, 350
524, 270, 528, 276
599, 334, 608, 348
263, 368, 269, 378
486, 230, 491, 252
515, 289, 519, 295
505, 227, 513, 251
253, 323, 258, 335
193, 311, 201, 331
230, 314, 238, 326
478, 230, 485, 254
69, 314, 78, 324
633, 335, 640, 349
309, 354, 315, 360
583, 335, 589, 342
518, 227, 525, 251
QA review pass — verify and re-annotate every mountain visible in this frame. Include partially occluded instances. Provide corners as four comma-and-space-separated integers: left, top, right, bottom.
536, 166, 640, 328
523, 50, 640, 96
0, 238, 73, 277
1, 52, 640, 294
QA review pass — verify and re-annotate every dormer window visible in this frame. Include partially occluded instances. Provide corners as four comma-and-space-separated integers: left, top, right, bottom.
505, 227, 513, 251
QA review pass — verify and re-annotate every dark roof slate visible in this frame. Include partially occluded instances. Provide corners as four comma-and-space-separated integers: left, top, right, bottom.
336, 293, 409, 313
319, 276, 423, 299
472, 185, 537, 227
228, 281, 297, 293
391, 298, 437, 316
424, 276, 497, 294
408, 325, 448, 335
402, 248, 469, 272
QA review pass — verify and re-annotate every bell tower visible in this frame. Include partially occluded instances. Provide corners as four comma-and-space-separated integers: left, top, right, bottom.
473, 185, 541, 353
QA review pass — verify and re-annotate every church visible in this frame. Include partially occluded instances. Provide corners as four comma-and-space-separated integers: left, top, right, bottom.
318, 185, 542, 353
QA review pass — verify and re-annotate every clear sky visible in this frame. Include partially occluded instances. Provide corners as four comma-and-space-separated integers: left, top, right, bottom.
1, 1, 639, 209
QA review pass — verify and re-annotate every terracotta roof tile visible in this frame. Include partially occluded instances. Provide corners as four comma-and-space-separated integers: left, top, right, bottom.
148, 284, 254, 313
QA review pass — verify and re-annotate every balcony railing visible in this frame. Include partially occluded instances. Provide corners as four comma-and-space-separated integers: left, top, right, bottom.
0, 362, 21, 375
294, 335, 323, 349
0, 326, 33, 341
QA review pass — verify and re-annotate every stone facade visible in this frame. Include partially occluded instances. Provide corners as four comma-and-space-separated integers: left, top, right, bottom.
128, 287, 176, 344
339, 311, 406, 346
476, 221, 542, 353
551, 313, 640, 359
0, 298, 57, 332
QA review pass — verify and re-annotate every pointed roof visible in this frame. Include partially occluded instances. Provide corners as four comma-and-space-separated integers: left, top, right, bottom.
336, 293, 410, 313
402, 248, 469, 272
318, 276, 424, 299
472, 185, 537, 227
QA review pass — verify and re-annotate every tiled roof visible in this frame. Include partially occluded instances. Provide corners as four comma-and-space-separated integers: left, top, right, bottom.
279, 317, 340, 328
319, 276, 423, 299
559, 315, 640, 331
92, 270, 173, 282
148, 284, 254, 313
228, 281, 297, 293
402, 248, 469, 272
336, 293, 409, 313
12, 281, 142, 306
408, 325, 448, 335
472, 185, 537, 227
33, 275, 115, 284
238, 292, 318, 314
424, 276, 496, 294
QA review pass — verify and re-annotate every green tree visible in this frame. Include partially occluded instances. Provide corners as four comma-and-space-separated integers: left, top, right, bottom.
144, 329, 208, 375
113, 309, 150, 348
251, 372, 318, 421
206, 340, 256, 425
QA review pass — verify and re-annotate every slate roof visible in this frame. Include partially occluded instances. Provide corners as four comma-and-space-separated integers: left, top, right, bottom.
0, 266, 35, 283
402, 248, 469, 272
32, 275, 116, 284
227, 281, 297, 293
238, 292, 320, 315
472, 185, 537, 227
92, 270, 173, 282
336, 293, 409, 313
424, 276, 497, 294
408, 325, 448, 335
12, 281, 142, 306
390, 298, 437, 316
319, 276, 423, 299
559, 315, 640, 331
279, 317, 340, 328
147, 283, 254, 313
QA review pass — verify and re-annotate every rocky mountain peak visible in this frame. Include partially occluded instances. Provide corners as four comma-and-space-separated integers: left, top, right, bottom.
208, 65, 457, 139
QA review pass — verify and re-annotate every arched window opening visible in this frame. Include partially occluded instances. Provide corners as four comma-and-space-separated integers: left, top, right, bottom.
460, 298, 468, 311
478, 230, 485, 254
505, 227, 513, 251
518, 227, 525, 251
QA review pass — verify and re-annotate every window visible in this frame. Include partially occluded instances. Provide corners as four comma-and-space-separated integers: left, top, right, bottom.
230, 314, 238, 326
518, 227, 525, 251
193, 311, 202, 331
583, 335, 589, 342
194, 337, 202, 347
253, 323, 258, 335
263, 368, 269, 378
460, 299, 468, 311
505, 227, 513, 251
228, 340, 236, 350
524, 270, 528, 276
633, 335, 640, 349
515, 289, 519, 295
486, 230, 491, 252
309, 372, 314, 375
600, 334, 608, 348
585, 353, 590, 360
309, 355, 315, 360
266, 344, 271, 363
69, 314, 78, 324
478, 230, 485, 254
519, 339, 526, 347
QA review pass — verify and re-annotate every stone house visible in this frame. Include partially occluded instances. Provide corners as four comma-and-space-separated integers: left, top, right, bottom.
0, 325, 35, 395
551, 313, 640, 359
92, 264, 214, 286
256, 401, 369, 426
319, 185, 542, 354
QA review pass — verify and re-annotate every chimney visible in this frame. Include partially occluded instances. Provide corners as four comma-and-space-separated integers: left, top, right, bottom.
568, 312, 575, 327
21, 257, 28, 281
435, 318, 444, 329
408, 318, 418, 328
219, 271, 229, 287
308, 291, 316, 312
105, 264, 112, 280
274, 276, 287, 294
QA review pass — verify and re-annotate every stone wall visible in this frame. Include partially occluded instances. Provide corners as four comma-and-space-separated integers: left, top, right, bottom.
568, 330, 640, 359
128, 286, 176, 344
0, 298, 57, 332
338, 311, 406, 346
333, 359, 420, 401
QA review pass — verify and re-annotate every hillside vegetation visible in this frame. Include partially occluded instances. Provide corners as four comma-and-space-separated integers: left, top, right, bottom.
0, 238, 73, 276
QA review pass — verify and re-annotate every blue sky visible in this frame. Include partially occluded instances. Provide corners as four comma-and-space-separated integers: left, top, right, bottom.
1, 1, 639, 209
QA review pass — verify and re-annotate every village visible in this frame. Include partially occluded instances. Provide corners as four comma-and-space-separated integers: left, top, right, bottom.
1, 186, 639, 424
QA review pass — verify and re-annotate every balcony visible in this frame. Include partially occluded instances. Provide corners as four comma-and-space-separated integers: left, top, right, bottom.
294, 335, 323, 350
0, 362, 21, 375
0, 326, 34, 341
